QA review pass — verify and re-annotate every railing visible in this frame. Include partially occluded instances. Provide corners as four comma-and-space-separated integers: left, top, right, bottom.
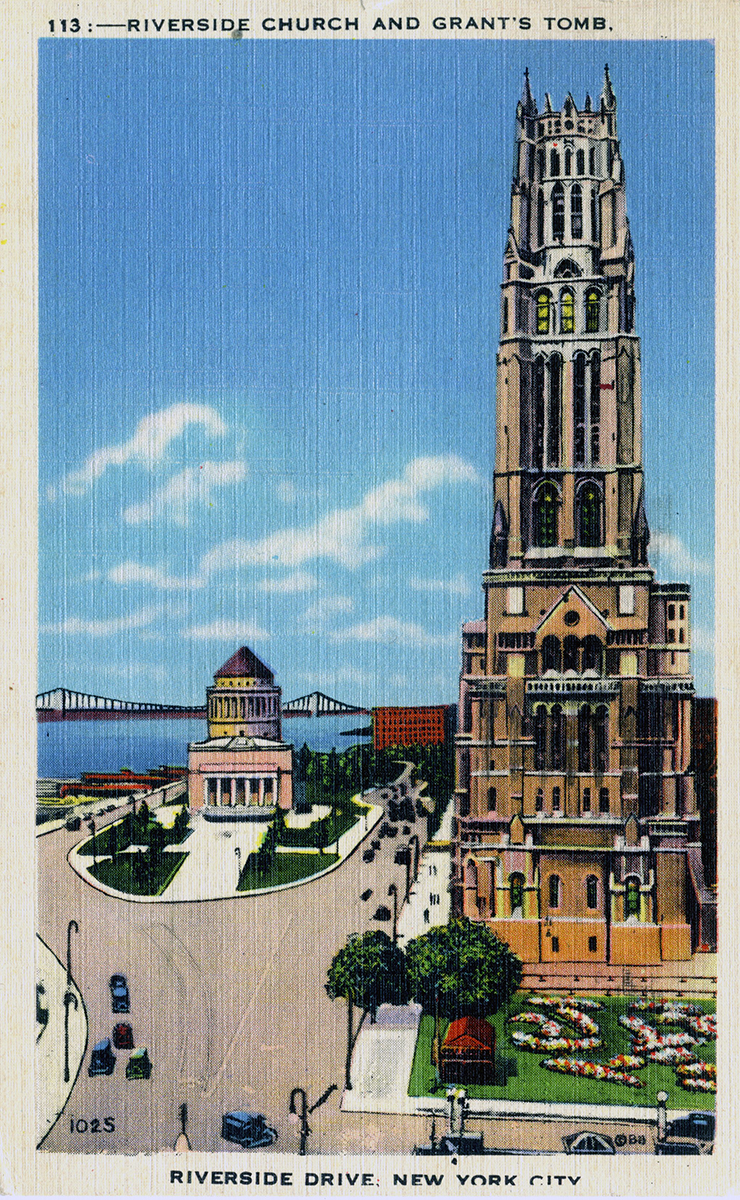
520, 968, 716, 999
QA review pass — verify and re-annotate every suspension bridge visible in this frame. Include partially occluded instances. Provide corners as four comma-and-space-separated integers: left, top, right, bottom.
36, 687, 368, 722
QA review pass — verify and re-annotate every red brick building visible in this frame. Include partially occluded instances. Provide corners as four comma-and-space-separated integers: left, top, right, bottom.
372, 705, 453, 751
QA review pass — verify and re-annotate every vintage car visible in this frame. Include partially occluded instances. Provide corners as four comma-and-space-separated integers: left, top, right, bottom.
221, 1112, 278, 1149
125, 1048, 152, 1079
109, 974, 130, 1013
88, 1038, 116, 1077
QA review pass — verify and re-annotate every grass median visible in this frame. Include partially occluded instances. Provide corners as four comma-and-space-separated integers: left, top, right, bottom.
237, 850, 339, 892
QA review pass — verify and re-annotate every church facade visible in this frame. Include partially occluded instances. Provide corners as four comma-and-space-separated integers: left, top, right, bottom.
451, 71, 710, 965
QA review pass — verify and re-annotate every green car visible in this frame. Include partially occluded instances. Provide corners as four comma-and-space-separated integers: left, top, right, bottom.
125, 1048, 152, 1080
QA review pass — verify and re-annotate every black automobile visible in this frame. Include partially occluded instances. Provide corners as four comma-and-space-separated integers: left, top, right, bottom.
379, 822, 392, 837
88, 1038, 116, 1076
388, 801, 400, 822
65, 816, 82, 831
221, 1112, 277, 1149
362, 848, 375, 863
655, 1141, 702, 1155
373, 905, 392, 922
665, 1112, 715, 1143
109, 973, 130, 1013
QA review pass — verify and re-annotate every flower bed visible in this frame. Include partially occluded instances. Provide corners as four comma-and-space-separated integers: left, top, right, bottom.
542, 1057, 643, 1088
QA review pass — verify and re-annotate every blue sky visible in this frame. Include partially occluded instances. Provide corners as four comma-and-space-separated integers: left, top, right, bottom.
38, 38, 715, 706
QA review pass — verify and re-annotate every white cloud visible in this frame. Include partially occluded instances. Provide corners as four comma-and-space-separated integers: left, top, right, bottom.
258, 571, 318, 594
200, 455, 481, 575
409, 572, 472, 596
330, 616, 457, 647
108, 561, 203, 590
277, 480, 298, 504
651, 532, 712, 577
691, 625, 715, 654
123, 460, 247, 525
300, 596, 355, 628
41, 605, 164, 637
181, 619, 269, 641
53, 403, 227, 497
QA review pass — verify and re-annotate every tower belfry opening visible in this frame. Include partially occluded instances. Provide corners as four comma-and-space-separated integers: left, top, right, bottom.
452, 70, 711, 965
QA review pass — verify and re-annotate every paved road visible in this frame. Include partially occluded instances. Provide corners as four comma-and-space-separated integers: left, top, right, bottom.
38, 787, 664, 1157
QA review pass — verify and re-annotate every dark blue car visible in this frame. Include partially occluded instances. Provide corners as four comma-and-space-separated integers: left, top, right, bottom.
221, 1112, 277, 1148
109, 974, 129, 1013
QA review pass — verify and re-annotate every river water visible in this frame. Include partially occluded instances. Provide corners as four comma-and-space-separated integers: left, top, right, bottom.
38, 714, 370, 779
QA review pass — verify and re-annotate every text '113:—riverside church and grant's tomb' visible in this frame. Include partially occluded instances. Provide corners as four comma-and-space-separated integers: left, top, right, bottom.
452, 69, 714, 966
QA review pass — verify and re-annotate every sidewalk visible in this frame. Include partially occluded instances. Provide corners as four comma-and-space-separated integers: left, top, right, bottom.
397, 800, 454, 948
36, 936, 87, 1148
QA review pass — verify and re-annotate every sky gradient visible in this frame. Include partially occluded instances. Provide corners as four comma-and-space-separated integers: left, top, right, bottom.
38, 38, 715, 706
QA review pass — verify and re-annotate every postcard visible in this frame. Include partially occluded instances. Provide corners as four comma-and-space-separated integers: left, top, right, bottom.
0, 0, 735, 1195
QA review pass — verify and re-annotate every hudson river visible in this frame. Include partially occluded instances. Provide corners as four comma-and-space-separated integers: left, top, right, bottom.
38, 714, 369, 779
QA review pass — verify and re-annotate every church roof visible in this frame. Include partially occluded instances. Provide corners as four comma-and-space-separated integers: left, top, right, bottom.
215, 646, 274, 682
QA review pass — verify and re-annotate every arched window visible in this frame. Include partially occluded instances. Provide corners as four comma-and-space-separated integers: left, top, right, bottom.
542, 635, 561, 673
564, 148, 572, 176
586, 289, 600, 333
564, 635, 580, 673
560, 289, 574, 333
589, 146, 596, 175
582, 786, 591, 812
547, 354, 561, 466
576, 480, 604, 547
550, 149, 560, 177
573, 352, 586, 466
537, 149, 545, 178
550, 705, 566, 770
502, 297, 509, 334
582, 635, 603, 674
625, 876, 640, 918
554, 258, 581, 279
536, 291, 550, 334
534, 705, 547, 770
548, 874, 561, 908
590, 187, 599, 241
586, 875, 598, 909
533, 355, 545, 470
589, 351, 601, 463
464, 859, 478, 890
595, 709, 609, 773
578, 704, 592, 771
537, 189, 545, 244
570, 183, 583, 238
510, 873, 524, 914
487, 786, 497, 812
535, 787, 544, 811
552, 182, 565, 238
599, 785, 610, 813
552, 786, 561, 811
533, 481, 559, 547
240, 697, 246, 719
576, 148, 585, 175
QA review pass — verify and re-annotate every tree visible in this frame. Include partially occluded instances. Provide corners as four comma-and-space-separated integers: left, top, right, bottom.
405, 918, 522, 1058
326, 930, 411, 1090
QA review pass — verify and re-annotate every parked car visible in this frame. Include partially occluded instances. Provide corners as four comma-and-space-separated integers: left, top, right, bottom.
371, 839, 381, 851
394, 847, 410, 865
387, 825, 398, 837
665, 1112, 715, 1143
126, 1047, 152, 1079
88, 1038, 116, 1076
221, 1111, 278, 1149
402, 825, 411, 836
112, 1022, 134, 1049
361, 888, 373, 901
379, 822, 392, 837
106, 804, 116, 811
65, 816, 81, 831
388, 801, 400, 822
655, 1141, 702, 1155
562, 1131, 615, 1154
373, 905, 392, 922
362, 849, 375, 863
109, 973, 130, 1013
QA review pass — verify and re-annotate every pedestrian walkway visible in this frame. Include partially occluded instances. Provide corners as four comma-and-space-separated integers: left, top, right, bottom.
397, 799, 453, 948
36, 936, 87, 1148
341, 1004, 423, 1116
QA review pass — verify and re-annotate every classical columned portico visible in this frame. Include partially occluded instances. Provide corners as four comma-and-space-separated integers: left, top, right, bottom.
203, 772, 278, 807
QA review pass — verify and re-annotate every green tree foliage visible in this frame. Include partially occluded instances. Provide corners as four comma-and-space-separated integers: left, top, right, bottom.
405, 917, 522, 1020
326, 931, 411, 1022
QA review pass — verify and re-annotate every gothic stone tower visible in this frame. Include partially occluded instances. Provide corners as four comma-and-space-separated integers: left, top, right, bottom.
452, 70, 705, 965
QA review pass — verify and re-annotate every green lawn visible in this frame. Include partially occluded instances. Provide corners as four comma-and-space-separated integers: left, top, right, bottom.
280, 797, 368, 848
408, 994, 715, 1112
88, 851, 188, 896
237, 850, 339, 891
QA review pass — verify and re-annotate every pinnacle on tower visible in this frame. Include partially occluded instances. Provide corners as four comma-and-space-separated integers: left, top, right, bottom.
601, 63, 616, 110
520, 68, 537, 116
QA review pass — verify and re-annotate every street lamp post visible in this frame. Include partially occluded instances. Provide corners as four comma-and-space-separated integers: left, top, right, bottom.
234, 845, 242, 888
86, 818, 97, 868
656, 1090, 669, 1143
388, 883, 398, 945
66, 919, 78, 989
288, 1088, 310, 1155
63, 989, 78, 1083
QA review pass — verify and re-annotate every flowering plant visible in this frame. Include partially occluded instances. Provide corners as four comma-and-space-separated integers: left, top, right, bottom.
677, 1060, 716, 1079
541, 1057, 643, 1088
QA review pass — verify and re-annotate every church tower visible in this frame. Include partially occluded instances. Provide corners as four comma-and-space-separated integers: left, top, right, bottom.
452, 71, 709, 965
